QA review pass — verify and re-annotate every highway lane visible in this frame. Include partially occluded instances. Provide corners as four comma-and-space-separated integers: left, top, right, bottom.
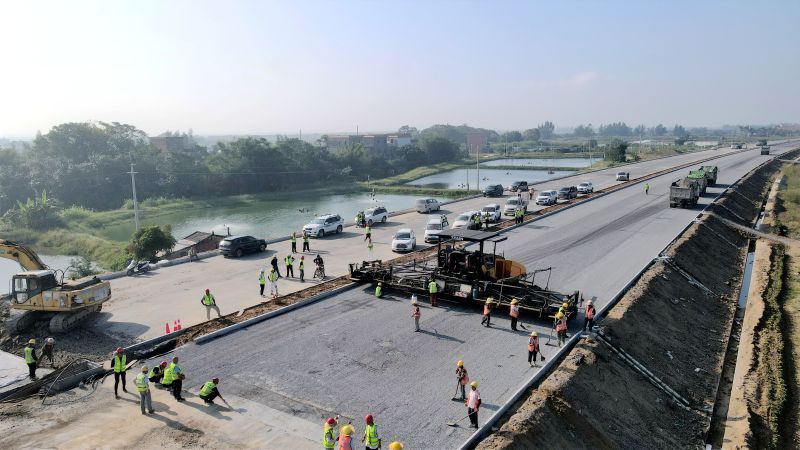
141, 143, 799, 449
99, 145, 757, 340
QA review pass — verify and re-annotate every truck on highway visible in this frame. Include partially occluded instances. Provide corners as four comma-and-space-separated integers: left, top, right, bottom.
669, 178, 701, 208
700, 165, 718, 186
760, 146, 771, 155
757, 139, 768, 147
687, 170, 708, 195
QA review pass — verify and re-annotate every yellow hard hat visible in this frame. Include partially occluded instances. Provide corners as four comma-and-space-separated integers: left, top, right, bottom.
411, 299, 418, 305
556, 312, 565, 319
587, 299, 593, 305
457, 360, 464, 367
142, 366, 149, 372
530, 331, 538, 337
470, 381, 478, 388
341, 424, 354, 436
378, 282, 382, 286
562, 302, 569, 308
389, 442, 404, 450
485, 297, 493, 304
511, 298, 519, 304
28, 339, 36, 345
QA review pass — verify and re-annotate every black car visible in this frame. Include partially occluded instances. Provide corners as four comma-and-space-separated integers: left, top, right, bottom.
219, 235, 267, 258
557, 186, 578, 200
482, 184, 504, 197
510, 181, 529, 192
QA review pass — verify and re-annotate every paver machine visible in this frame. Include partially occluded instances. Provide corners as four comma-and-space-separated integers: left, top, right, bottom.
349, 229, 580, 320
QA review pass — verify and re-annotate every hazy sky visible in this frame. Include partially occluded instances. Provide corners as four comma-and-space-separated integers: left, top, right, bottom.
1, 0, 798, 137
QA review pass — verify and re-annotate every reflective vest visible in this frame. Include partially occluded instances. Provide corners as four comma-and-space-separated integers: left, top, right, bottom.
259, 272, 266, 285
268, 271, 278, 282
428, 281, 438, 294
556, 319, 567, 332
365, 226, 371, 234
368, 241, 373, 250
147, 367, 161, 379
364, 424, 379, 448
291, 234, 296, 243
135, 372, 148, 392
412, 306, 420, 319
202, 293, 215, 306
114, 355, 127, 373
299, 261, 304, 270
558, 306, 567, 317
199, 381, 217, 397
162, 362, 181, 385
285, 255, 293, 266
467, 389, 480, 410
303, 235, 309, 243
322, 425, 336, 449
586, 305, 594, 320
528, 336, 539, 352
24, 346, 35, 364
510, 305, 519, 318
375, 285, 382, 297
338, 434, 352, 450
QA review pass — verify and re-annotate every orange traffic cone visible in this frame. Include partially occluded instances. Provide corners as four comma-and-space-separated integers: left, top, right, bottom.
176, 319, 182, 331
165, 322, 171, 334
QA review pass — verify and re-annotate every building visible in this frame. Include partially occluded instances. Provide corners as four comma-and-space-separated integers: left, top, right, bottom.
165, 231, 225, 260
466, 132, 488, 152
326, 134, 392, 156
387, 134, 412, 147
150, 135, 190, 153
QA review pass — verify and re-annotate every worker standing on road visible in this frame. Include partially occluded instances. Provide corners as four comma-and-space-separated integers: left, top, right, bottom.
271, 255, 282, 278
583, 299, 595, 333
473, 214, 481, 230
268, 267, 279, 298
362, 414, 381, 450
428, 278, 438, 307
645, 183, 650, 195
364, 224, 371, 242
135, 366, 155, 415
528, 331, 541, 367
323, 417, 338, 450
302, 230, 311, 252
148, 361, 167, 386
375, 282, 383, 299
367, 237, 374, 259
509, 298, 520, 330
112, 347, 128, 398
259, 269, 266, 297
411, 296, 421, 332
285, 254, 295, 278
162, 356, 185, 401
24, 339, 37, 380
555, 312, 568, 347
41, 337, 55, 367
199, 377, 226, 405
299, 256, 305, 282
466, 381, 481, 429
481, 298, 494, 327
201, 288, 222, 320
338, 424, 354, 450
291, 232, 297, 253
456, 360, 469, 401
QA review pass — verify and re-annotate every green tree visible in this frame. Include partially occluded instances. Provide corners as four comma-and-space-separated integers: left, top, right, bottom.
673, 124, 688, 138
128, 225, 176, 261
3, 190, 62, 230
652, 124, 668, 136
537, 121, 555, 139
574, 124, 594, 137
604, 139, 628, 163
633, 124, 646, 136
501, 131, 523, 142
397, 125, 418, 136
523, 128, 540, 141
68, 256, 98, 279
421, 136, 461, 163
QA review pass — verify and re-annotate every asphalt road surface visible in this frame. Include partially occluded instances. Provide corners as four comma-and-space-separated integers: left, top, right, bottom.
100, 144, 762, 340
143, 143, 799, 449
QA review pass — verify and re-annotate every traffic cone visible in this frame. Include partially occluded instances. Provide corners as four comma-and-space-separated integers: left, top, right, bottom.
176, 319, 182, 331
173, 320, 178, 332
165, 322, 171, 334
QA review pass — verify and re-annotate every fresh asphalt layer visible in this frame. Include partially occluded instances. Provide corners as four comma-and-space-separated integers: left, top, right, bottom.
145, 143, 799, 449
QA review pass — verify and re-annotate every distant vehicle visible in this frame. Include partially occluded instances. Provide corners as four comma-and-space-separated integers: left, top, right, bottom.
760, 146, 771, 155
616, 172, 630, 181
730, 143, 743, 149
557, 186, 579, 200
687, 170, 708, 195
757, 139, 768, 147
303, 214, 344, 238
416, 198, 441, 213
452, 211, 481, 230
536, 190, 558, 205
391, 228, 417, 252
577, 182, 594, 194
700, 165, 718, 186
481, 204, 502, 222
503, 197, 528, 216
424, 219, 445, 243
125, 259, 151, 276
364, 206, 388, 226
482, 184, 504, 197
670, 178, 701, 208
219, 235, 267, 258
510, 181, 529, 192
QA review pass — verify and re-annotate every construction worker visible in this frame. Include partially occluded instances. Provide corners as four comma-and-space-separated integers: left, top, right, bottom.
187, 246, 197, 261
258, 268, 267, 297
268, 267, 279, 298
473, 214, 481, 230
466, 380, 481, 429
148, 361, 167, 386
555, 312, 568, 347
23, 339, 37, 380
201, 288, 222, 320
440, 214, 449, 228
362, 414, 381, 450
162, 356, 185, 401
302, 230, 311, 252
428, 278, 438, 307
135, 366, 155, 415
364, 224, 371, 241
516, 208, 524, 224
199, 377, 226, 405
367, 237, 374, 259
112, 347, 128, 398
41, 337, 55, 366
645, 183, 650, 195
509, 298, 520, 331
456, 360, 469, 401
389, 443, 403, 450
323, 417, 338, 450
270, 255, 282, 278
528, 331, 541, 367
338, 424, 354, 450
411, 296, 421, 332
285, 253, 295, 278
583, 299, 596, 332
375, 282, 383, 299
291, 231, 297, 253
299, 256, 305, 282
558, 302, 569, 318
481, 298, 494, 327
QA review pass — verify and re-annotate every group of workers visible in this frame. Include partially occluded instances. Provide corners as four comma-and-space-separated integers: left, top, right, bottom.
290, 231, 312, 253
453, 360, 482, 428
23, 337, 55, 380
323, 414, 404, 450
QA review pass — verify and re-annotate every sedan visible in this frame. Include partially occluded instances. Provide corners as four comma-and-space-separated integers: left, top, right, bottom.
391, 229, 417, 252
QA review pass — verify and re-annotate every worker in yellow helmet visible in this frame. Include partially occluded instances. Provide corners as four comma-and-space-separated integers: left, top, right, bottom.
558, 302, 569, 318
338, 423, 354, 450
24, 339, 38, 380
466, 380, 481, 428
480, 298, 494, 327
455, 360, 469, 401
555, 312, 568, 347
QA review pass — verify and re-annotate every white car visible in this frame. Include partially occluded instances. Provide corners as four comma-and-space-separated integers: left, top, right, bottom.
391, 228, 416, 252
577, 182, 594, 194
303, 214, 344, 238
535, 190, 558, 205
452, 211, 480, 230
503, 198, 528, 216
424, 219, 445, 243
416, 198, 441, 213
481, 204, 502, 222
364, 206, 388, 226
616, 172, 630, 181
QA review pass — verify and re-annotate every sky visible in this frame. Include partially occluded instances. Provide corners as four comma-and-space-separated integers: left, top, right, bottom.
1, 0, 798, 137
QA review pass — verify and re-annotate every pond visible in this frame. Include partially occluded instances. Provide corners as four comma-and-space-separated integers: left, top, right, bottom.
0, 254, 77, 295
480, 157, 594, 168
405, 168, 574, 190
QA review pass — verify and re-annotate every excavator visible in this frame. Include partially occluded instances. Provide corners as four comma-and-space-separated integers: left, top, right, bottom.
1, 239, 111, 333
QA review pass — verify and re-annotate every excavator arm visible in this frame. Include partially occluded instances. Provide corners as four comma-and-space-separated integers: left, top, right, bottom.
0, 239, 48, 271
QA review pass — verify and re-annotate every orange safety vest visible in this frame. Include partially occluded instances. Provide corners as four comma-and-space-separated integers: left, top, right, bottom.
338, 434, 353, 450
528, 336, 539, 352
412, 306, 421, 319
466, 389, 480, 410
483, 305, 491, 316
556, 319, 567, 332
510, 305, 519, 318
586, 305, 594, 320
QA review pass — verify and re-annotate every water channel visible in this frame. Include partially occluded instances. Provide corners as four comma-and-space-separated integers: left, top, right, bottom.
480, 157, 594, 168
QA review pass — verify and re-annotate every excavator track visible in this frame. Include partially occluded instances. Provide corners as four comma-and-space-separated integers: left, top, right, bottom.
48, 305, 102, 334
8, 311, 37, 333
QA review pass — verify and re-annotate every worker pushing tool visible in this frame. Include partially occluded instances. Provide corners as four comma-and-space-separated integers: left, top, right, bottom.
112, 347, 128, 398
466, 381, 481, 428
454, 360, 469, 401
509, 298, 520, 330
201, 288, 222, 320
135, 366, 155, 415
23, 338, 37, 380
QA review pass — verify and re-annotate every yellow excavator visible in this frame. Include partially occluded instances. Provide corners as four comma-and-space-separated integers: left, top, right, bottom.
1, 239, 111, 333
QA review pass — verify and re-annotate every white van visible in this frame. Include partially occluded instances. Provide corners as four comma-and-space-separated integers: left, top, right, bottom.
416, 198, 441, 213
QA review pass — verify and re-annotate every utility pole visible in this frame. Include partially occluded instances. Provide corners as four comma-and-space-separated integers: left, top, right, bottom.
128, 163, 140, 231
476, 145, 480, 192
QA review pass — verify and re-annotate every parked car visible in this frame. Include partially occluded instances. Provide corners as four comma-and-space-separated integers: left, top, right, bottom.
452, 211, 481, 229
219, 235, 267, 258
510, 181, 529, 192
616, 171, 630, 181
503, 198, 528, 216
535, 190, 558, 205
424, 219, 445, 243
577, 182, 594, 194
482, 184, 504, 197
391, 228, 417, 252
416, 198, 441, 213
364, 206, 388, 226
557, 186, 579, 200
480, 204, 502, 222
303, 214, 344, 238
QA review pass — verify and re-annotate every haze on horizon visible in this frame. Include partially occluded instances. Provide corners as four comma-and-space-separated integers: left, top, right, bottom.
1, 0, 798, 138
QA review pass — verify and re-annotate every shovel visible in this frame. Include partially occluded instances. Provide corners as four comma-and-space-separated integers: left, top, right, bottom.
447, 413, 472, 427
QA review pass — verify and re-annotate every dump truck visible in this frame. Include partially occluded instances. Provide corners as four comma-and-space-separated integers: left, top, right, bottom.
687, 170, 708, 195
670, 178, 701, 208
349, 229, 580, 320
700, 165, 718, 186
1, 239, 111, 333
757, 139, 768, 147
760, 146, 771, 155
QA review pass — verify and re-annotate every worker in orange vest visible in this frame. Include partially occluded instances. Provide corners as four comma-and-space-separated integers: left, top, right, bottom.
466, 380, 481, 428
583, 299, 595, 332
555, 312, 568, 347
480, 298, 494, 327
411, 296, 421, 332
338, 423, 354, 450
527, 331, 541, 367
509, 298, 520, 331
